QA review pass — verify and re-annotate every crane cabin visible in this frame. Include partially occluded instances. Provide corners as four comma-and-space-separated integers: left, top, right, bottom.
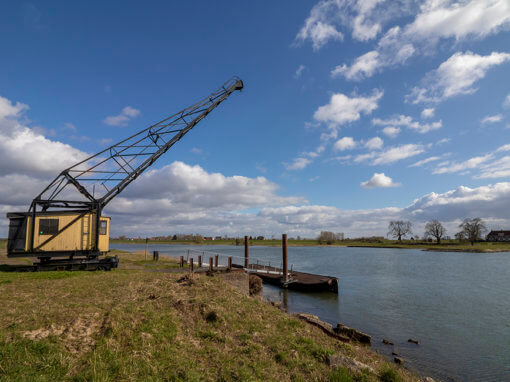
5, 77, 243, 268
7, 212, 110, 258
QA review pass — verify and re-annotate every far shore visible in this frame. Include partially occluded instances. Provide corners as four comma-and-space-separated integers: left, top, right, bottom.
110, 239, 510, 253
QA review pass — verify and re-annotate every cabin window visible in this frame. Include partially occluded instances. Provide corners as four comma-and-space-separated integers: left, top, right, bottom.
39, 219, 59, 235
99, 220, 107, 235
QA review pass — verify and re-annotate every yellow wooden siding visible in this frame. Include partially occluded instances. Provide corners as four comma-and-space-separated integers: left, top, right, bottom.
25, 214, 110, 252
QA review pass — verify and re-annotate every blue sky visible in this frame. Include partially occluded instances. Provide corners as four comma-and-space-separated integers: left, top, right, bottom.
1, 1, 510, 238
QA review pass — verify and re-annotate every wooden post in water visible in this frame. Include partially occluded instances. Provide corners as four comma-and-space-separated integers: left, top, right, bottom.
209, 257, 213, 272
189, 258, 194, 273
244, 235, 249, 268
228, 256, 232, 270
214, 255, 218, 268
179, 256, 184, 268
282, 233, 288, 283
198, 255, 202, 268
144, 237, 148, 261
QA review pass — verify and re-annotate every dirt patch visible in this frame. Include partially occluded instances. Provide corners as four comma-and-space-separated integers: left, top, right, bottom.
23, 312, 109, 354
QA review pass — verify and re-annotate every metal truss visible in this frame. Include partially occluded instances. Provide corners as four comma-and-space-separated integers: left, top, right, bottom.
30, 77, 243, 214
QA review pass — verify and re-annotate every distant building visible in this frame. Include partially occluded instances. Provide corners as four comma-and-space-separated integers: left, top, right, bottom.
256, 236, 265, 240
204, 237, 213, 241
215, 236, 222, 240
486, 230, 510, 242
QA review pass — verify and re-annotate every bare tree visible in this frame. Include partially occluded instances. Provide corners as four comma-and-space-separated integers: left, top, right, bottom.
458, 218, 487, 245
388, 221, 412, 241
424, 220, 447, 244
318, 231, 336, 245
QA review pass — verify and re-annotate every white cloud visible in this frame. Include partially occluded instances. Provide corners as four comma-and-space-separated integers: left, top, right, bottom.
409, 156, 442, 167
433, 154, 494, 174
504, 94, 510, 108
295, 64, 306, 79
295, 0, 344, 50
381, 126, 400, 138
361, 172, 400, 189
331, 51, 380, 81
355, 144, 424, 165
496, 144, 510, 152
436, 138, 450, 145
314, 89, 383, 131
407, 0, 510, 42
408, 51, 510, 104
284, 157, 312, 171
103, 106, 141, 127
191, 147, 203, 155
0, 95, 87, 177
295, 0, 389, 51
476, 156, 510, 179
481, 114, 503, 124
421, 108, 435, 119
334, 0, 510, 80
117, 161, 306, 212
334, 137, 357, 151
372, 114, 442, 133
364, 137, 383, 150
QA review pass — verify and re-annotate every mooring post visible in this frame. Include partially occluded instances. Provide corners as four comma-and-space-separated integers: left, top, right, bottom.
190, 258, 194, 273
198, 255, 202, 268
144, 237, 148, 261
244, 235, 249, 268
209, 257, 213, 272
282, 233, 288, 282
214, 255, 218, 268
179, 256, 184, 268
228, 256, 232, 270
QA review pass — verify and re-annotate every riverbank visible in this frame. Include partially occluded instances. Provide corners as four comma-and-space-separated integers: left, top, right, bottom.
111, 238, 510, 253
0, 249, 422, 381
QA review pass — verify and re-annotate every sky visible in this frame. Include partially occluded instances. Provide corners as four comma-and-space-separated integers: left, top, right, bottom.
1, 0, 510, 239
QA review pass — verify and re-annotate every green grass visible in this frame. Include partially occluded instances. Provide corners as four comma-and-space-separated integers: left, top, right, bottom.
0, 249, 419, 381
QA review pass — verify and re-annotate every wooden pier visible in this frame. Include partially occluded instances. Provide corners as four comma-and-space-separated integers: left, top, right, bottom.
180, 234, 339, 293
240, 234, 338, 294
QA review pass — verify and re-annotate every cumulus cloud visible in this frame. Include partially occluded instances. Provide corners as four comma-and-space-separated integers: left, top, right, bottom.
361, 172, 400, 189
295, 0, 391, 50
355, 143, 424, 165
295, 0, 344, 50
333, 137, 357, 151
381, 126, 400, 138
115, 161, 306, 213
481, 114, 503, 124
407, 51, 510, 104
255, 182, 510, 238
0, 95, 87, 178
364, 137, 383, 150
421, 108, 435, 119
331, 51, 380, 81
372, 114, 442, 133
314, 89, 383, 134
103, 106, 141, 127
284, 157, 312, 171
335, 0, 510, 80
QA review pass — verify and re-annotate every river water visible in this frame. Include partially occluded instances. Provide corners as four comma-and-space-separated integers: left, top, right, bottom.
112, 243, 510, 382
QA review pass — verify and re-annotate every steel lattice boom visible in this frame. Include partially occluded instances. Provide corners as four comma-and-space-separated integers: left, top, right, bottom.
31, 77, 243, 213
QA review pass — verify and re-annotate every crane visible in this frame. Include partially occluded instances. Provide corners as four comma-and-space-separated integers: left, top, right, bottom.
6, 77, 243, 270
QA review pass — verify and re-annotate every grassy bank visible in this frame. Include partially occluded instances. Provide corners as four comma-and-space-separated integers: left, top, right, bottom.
0, 250, 419, 381
111, 238, 510, 252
